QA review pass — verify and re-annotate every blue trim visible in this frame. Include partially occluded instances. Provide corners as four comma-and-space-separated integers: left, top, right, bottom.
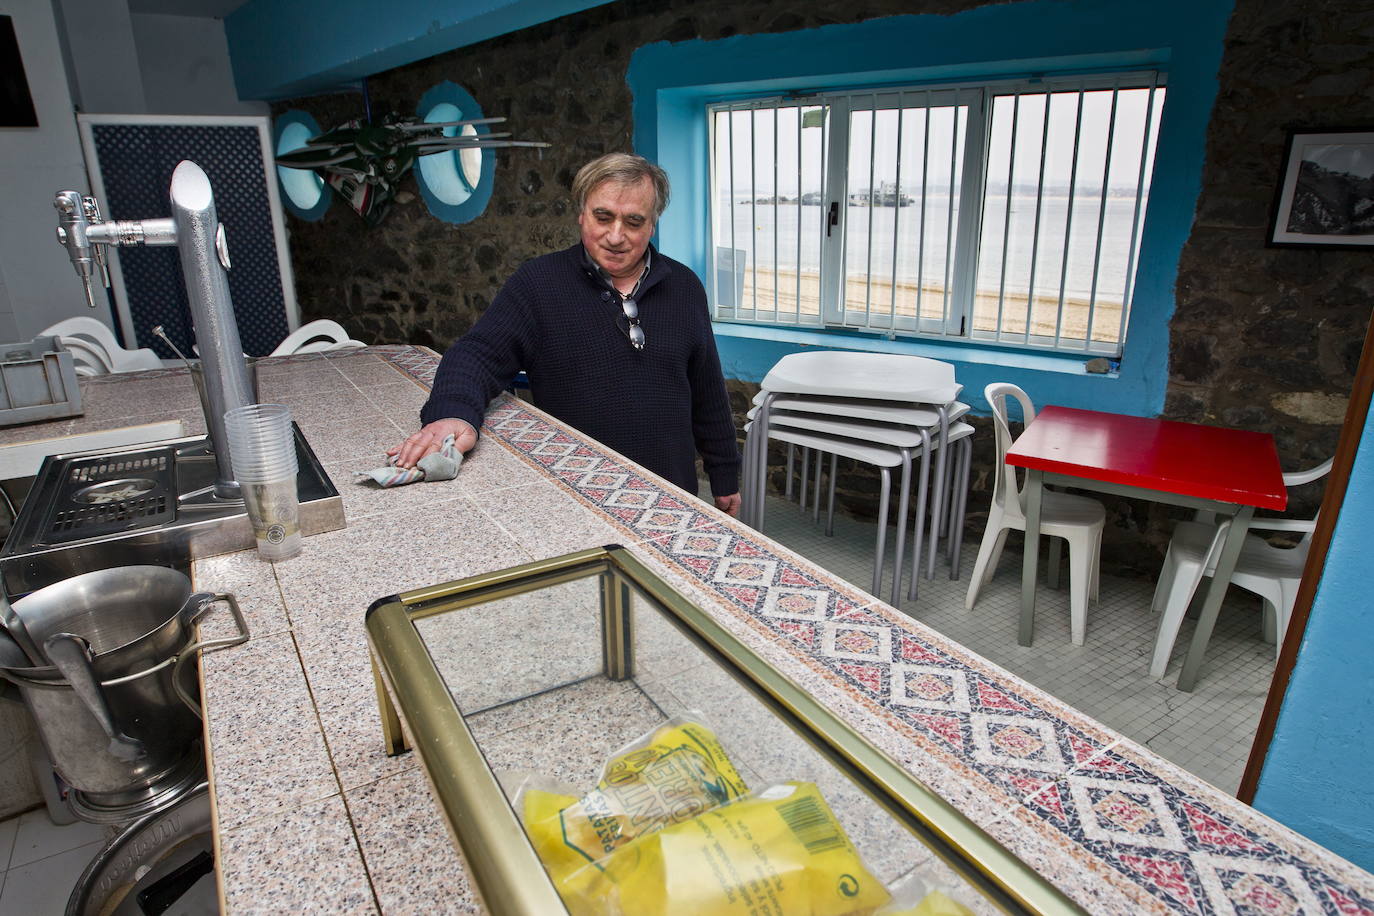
273, 110, 330, 222
225, 0, 615, 101
628, 0, 1233, 418
414, 82, 494, 226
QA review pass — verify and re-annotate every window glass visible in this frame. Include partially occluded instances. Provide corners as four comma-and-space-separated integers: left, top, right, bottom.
709, 75, 1165, 356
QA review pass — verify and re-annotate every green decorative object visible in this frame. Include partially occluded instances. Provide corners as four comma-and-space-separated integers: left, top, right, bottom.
276, 113, 548, 226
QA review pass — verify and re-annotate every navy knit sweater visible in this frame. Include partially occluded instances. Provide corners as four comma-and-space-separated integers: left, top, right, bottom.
421, 243, 740, 498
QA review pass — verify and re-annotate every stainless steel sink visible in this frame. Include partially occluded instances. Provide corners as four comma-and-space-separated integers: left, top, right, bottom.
0, 425, 343, 596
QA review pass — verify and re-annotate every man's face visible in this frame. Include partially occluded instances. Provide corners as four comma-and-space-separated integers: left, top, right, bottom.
578, 177, 657, 283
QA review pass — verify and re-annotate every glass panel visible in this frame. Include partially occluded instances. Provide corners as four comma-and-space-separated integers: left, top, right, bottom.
843, 99, 967, 331
712, 105, 826, 323
407, 565, 1004, 914
974, 85, 1163, 352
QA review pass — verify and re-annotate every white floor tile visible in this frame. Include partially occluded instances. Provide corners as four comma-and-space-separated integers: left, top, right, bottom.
7, 809, 106, 870
0, 839, 103, 916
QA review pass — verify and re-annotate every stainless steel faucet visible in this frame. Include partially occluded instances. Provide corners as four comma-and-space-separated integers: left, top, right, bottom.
53, 160, 255, 499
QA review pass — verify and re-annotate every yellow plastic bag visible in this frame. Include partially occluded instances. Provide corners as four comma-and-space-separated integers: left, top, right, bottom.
565, 781, 892, 916
521, 716, 750, 896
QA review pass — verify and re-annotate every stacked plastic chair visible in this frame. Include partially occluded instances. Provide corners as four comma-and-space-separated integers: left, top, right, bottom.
741, 351, 967, 606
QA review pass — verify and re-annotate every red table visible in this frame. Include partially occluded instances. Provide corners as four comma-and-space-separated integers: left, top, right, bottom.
1006, 405, 1287, 691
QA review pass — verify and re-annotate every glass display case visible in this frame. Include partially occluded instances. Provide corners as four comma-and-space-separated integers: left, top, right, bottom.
366, 546, 1079, 915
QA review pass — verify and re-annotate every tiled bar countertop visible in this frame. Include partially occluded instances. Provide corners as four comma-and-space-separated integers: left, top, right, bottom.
42, 347, 1374, 914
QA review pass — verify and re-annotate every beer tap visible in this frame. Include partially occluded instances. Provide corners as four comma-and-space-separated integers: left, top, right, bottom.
51, 162, 254, 499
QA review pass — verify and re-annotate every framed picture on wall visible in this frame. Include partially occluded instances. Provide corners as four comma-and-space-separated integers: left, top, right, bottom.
1268, 128, 1374, 248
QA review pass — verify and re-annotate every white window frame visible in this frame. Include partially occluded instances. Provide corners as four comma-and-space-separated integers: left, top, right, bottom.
707, 70, 1166, 357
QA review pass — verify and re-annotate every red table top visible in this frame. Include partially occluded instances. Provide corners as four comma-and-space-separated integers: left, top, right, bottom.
1005, 405, 1288, 510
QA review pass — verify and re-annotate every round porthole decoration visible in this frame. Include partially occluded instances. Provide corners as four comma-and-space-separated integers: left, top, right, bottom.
273, 110, 330, 221
415, 82, 494, 224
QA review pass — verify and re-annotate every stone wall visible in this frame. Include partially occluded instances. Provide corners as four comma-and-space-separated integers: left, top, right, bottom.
276, 0, 1373, 578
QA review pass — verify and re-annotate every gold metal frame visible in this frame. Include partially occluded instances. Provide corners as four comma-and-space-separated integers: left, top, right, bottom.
365, 546, 1081, 915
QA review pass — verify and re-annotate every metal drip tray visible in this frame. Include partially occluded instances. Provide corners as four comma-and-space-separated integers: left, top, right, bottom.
43, 449, 177, 545
1, 425, 344, 596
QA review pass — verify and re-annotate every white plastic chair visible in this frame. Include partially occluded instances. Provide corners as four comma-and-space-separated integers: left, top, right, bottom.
43, 316, 162, 373
269, 320, 366, 356
58, 336, 114, 376
965, 383, 1106, 646
1147, 458, 1332, 678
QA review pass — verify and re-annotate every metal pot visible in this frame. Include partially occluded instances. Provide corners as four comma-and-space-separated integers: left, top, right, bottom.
0, 566, 247, 822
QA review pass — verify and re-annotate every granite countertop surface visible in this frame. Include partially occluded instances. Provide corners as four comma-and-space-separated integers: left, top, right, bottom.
54, 346, 1374, 915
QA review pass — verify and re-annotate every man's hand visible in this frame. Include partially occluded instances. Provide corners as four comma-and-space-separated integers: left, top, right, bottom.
714, 492, 741, 518
388, 418, 478, 469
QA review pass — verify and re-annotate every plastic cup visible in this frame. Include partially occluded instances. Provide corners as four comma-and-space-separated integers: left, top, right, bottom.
224, 404, 298, 480
224, 404, 301, 561
240, 477, 301, 561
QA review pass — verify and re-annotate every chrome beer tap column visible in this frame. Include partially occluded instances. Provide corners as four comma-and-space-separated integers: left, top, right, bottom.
53, 160, 255, 499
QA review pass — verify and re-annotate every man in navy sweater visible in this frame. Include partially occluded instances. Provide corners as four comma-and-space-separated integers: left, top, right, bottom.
389, 153, 741, 516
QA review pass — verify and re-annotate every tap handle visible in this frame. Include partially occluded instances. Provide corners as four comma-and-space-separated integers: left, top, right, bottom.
53, 190, 106, 309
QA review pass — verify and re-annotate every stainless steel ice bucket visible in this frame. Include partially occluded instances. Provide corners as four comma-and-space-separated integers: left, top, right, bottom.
0, 567, 247, 821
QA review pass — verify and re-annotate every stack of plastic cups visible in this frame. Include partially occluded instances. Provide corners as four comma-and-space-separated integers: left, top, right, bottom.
223, 404, 302, 561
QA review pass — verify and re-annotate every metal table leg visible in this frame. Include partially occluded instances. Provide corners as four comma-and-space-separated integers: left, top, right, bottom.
1019, 468, 1045, 646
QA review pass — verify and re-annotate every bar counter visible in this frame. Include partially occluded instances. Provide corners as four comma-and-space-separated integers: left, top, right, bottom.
52, 346, 1373, 914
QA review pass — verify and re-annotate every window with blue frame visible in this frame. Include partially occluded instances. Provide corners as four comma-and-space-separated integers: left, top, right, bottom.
709, 72, 1165, 357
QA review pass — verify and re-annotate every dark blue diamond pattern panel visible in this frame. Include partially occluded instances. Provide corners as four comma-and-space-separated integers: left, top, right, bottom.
90, 123, 289, 357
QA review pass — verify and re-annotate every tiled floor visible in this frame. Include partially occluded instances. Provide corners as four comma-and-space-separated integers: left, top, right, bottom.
754, 486, 1273, 797
0, 807, 108, 916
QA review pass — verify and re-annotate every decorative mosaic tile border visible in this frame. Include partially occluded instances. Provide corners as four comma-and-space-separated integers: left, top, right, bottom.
378, 345, 1374, 916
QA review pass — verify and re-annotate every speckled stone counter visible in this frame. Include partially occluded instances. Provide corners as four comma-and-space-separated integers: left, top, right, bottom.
78, 345, 1366, 915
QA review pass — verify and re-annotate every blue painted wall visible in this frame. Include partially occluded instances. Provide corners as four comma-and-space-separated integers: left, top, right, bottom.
628, 0, 1233, 416
1253, 404, 1374, 873
225, 0, 613, 100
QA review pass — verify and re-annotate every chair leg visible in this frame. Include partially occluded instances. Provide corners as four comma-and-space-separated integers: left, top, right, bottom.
964, 516, 1007, 610
807, 450, 818, 521
799, 447, 809, 513
1151, 544, 1183, 614
926, 410, 950, 580
872, 467, 891, 598
947, 438, 971, 580
891, 453, 912, 607
785, 444, 795, 501
907, 432, 932, 601
1047, 537, 1063, 591
1067, 536, 1091, 646
1149, 563, 1207, 678
825, 452, 838, 536
1261, 600, 1278, 645
1089, 533, 1101, 602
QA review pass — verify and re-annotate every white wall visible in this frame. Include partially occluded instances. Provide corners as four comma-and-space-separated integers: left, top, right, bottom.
131, 12, 267, 117
0, 0, 98, 342
55, 0, 146, 113
0, 2, 268, 348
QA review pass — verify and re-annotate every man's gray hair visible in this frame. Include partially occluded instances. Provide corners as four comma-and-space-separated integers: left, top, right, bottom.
572, 153, 671, 221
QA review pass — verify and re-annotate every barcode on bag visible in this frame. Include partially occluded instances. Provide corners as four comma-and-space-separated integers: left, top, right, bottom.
777, 795, 845, 855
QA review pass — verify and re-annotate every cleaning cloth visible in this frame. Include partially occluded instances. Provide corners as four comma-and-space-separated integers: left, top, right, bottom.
357, 434, 463, 487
